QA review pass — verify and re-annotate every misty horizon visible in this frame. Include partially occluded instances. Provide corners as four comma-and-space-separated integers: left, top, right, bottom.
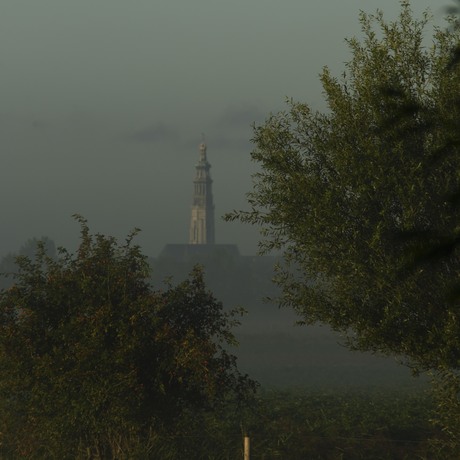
0, 0, 447, 259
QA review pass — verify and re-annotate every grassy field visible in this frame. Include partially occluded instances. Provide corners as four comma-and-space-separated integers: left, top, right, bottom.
139, 386, 440, 459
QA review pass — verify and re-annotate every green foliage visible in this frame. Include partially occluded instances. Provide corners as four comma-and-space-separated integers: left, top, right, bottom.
0, 216, 256, 458
227, 1, 460, 372
226, 2, 460, 453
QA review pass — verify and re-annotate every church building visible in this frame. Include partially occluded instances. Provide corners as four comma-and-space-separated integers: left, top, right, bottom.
158, 140, 239, 260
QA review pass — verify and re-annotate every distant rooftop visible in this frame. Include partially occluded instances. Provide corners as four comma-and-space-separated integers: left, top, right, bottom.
158, 244, 240, 261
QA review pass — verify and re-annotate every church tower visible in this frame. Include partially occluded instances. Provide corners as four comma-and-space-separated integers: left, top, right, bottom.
189, 141, 215, 244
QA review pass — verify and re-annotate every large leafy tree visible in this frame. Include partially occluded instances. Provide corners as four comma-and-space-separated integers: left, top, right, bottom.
228, 3, 460, 372
228, 4, 460, 449
0, 216, 256, 458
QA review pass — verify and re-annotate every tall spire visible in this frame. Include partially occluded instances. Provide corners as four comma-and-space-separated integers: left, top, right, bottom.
189, 140, 215, 244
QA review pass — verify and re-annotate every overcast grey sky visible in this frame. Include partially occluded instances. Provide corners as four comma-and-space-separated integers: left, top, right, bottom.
0, 0, 451, 258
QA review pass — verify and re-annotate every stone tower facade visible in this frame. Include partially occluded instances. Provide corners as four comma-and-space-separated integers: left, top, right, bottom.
189, 142, 215, 244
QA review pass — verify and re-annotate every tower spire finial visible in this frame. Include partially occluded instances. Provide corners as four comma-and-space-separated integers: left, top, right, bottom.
199, 134, 207, 161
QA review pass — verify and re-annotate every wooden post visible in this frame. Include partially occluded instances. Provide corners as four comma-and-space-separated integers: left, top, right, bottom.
244, 435, 250, 460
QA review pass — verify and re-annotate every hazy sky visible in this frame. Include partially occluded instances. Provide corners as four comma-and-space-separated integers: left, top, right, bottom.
0, 0, 451, 258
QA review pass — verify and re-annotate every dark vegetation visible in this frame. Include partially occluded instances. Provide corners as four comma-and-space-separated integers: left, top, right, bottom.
227, 1, 460, 454
0, 229, 440, 459
0, 229, 439, 459
2, 1, 460, 457
227, 0, 460, 373
245, 387, 438, 459
0, 218, 257, 458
